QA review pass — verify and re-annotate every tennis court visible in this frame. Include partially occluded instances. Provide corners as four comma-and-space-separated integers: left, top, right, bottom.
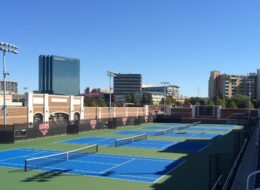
183, 127, 230, 132
0, 148, 184, 183
59, 136, 210, 152
144, 123, 187, 130
59, 136, 179, 150
197, 124, 236, 129
113, 130, 220, 139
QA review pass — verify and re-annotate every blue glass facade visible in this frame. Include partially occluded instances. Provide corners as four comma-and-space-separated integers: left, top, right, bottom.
39, 55, 80, 95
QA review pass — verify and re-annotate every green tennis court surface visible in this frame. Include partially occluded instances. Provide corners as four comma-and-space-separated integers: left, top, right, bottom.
0, 123, 242, 190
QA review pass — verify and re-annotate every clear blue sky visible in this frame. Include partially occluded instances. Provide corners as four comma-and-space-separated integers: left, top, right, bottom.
1, 0, 260, 97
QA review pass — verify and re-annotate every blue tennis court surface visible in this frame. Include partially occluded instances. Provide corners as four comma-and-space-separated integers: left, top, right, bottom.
113, 130, 157, 136
144, 123, 187, 130
184, 127, 230, 132
59, 137, 210, 152
160, 132, 219, 139
60, 137, 179, 150
197, 124, 236, 129
113, 130, 220, 139
0, 148, 184, 183
162, 140, 211, 153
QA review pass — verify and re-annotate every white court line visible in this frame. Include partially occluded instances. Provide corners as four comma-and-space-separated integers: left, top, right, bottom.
153, 160, 186, 184
0, 161, 103, 175
115, 172, 157, 180
58, 137, 114, 145
0, 150, 50, 163
0, 148, 22, 153
198, 142, 212, 152
0, 154, 183, 184
100, 158, 136, 174
161, 142, 179, 149
0, 162, 157, 183
68, 159, 117, 166
91, 153, 179, 162
0, 163, 153, 184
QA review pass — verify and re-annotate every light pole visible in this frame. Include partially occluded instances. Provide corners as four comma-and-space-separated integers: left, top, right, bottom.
247, 75, 253, 120
107, 70, 117, 119
0, 42, 18, 129
161, 81, 170, 115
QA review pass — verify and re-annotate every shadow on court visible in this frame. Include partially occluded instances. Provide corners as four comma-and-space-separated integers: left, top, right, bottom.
151, 129, 239, 190
9, 168, 24, 173
21, 169, 71, 182
160, 139, 211, 153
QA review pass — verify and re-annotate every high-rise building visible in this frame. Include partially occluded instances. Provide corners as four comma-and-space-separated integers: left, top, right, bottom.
0, 81, 18, 94
113, 74, 142, 103
208, 70, 258, 100
114, 74, 142, 94
39, 55, 80, 95
208, 71, 220, 100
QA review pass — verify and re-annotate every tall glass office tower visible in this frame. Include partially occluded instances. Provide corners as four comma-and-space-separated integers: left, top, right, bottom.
39, 55, 80, 95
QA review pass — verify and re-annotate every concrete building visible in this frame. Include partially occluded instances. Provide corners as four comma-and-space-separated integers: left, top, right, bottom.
142, 84, 180, 97
144, 92, 164, 105
0, 81, 18, 94
39, 55, 80, 96
0, 94, 23, 106
114, 74, 142, 103
208, 70, 258, 100
114, 74, 142, 94
133, 91, 164, 105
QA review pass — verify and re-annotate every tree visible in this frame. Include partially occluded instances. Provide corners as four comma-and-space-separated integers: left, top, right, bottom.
125, 93, 140, 106
199, 99, 207, 105
207, 100, 214, 106
84, 97, 97, 107
165, 96, 176, 106
215, 99, 226, 108
142, 93, 153, 105
231, 94, 252, 108
84, 87, 90, 93
226, 98, 237, 108
126, 93, 133, 103
96, 98, 106, 107
91, 88, 99, 93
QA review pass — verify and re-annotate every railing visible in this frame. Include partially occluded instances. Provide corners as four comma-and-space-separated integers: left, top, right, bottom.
247, 170, 260, 190
221, 121, 256, 190
211, 175, 223, 190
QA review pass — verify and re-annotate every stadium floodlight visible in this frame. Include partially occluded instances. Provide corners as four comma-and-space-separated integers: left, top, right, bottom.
0, 41, 19, 129
161, 81, 170, 115
107, 70, 118, 119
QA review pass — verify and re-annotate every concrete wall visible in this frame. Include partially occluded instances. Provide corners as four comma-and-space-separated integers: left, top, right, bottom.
0, 93, 148, 128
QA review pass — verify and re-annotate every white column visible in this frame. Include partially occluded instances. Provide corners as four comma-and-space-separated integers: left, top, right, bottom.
145, 105, 149, 116
98, 107, 102, 120
192, 105, 196, 119
165, 105, 172, 115
217, 105, 221, 119
113, 107, 116, 118
44, 94, 49, 122
80, 96, 84, 120
126, 107, 128, 117
70, 96, 74, 121
27, 92, 34, 123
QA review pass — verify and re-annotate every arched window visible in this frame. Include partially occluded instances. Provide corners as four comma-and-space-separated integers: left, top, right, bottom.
49, 113, 69, 125
33, 113, 43, 127
74, 113, 80, 126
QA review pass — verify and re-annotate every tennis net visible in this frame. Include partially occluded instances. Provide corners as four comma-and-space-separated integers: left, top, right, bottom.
177, 121, 202, 130
24, 144, 98, 171
154, 127, 175, 136
115, 134, 147, 147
